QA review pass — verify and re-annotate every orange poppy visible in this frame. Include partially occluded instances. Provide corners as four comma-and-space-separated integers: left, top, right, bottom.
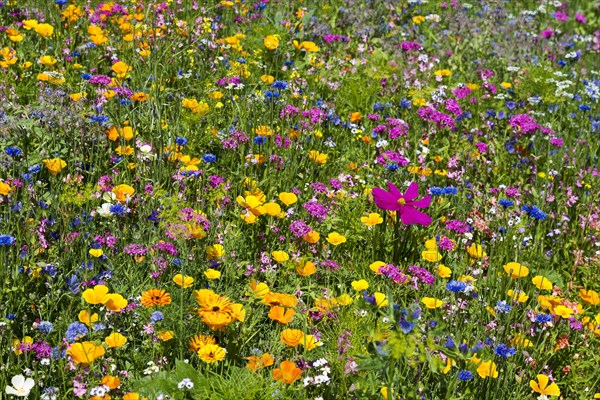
272, 361, 302, 384
280, 329, 304, 347
67, 342, 105, 365
268, 306, 295, 325
246, 353, 274, 372
140, 289, 172, 307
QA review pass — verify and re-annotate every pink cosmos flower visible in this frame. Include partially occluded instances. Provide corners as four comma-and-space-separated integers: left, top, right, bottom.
372, 182, 432, 226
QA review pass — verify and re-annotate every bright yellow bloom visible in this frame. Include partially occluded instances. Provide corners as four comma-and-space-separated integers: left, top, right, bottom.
89, 249, 103, 258
173, 274, 194, 288
105, 332, 127, 348
206, 244, 225, 260
295, 260, 316, 276
34, 23, 54, 38
361, 212, 383, 227
421, 297, 443, 309
280, 329, 304, 347
351, 279, 369, 291
532, 275, 553, 290
308, 150, 328, 165
0, 181, 11, 196
466, 243, 486, 258
279, 192, 297, 206
553, 305, 573, 319
271, 251, 289, 263
38, 55, 57, 66
204, 269, 221, 280
104, 293, 128, 312
67, 342, 105, 365
370, 261, 386, 274
302, 230, 320, 243
112, 184, 135, 202
197, 344, 226, 363
476, 360, 498, 378
579, 289, 600, 305
42, 158, 66, 175
507, 289, 529, 303
82, 285, 110, 305
437, 264, 452, 278
374, 292, 388, 308
530, 374, 560, 397
422, 250, 442, 262
263, 35, 279, 50
78, 310, 99, 326
326, 232, 346, 245
503, 262, 529, 278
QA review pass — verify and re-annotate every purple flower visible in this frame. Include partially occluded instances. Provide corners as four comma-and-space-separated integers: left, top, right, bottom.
372, 182, 432, 226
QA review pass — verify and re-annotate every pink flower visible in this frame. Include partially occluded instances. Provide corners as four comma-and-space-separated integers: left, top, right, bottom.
372, 182, 432, 226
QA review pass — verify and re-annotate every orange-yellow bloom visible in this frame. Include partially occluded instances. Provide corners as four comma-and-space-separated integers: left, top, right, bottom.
530, 374, 560, 397
272, 361, 302, 384
67, 342, 105, 365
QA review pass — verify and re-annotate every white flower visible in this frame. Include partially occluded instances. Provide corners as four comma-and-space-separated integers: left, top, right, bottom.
96, 203, 114, 218
177, 378, 194, 390
5, 375, 35, 397
102, 191, 117, 202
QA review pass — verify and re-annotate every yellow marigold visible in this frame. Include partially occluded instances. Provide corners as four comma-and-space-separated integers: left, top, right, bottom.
263, 35, 279, 50
361, 212, 383, 227
189, 334, 216, 352
197, 344, 226, 363
475, 360, 498, 378
82, 285, 109, 305
437, 264, 452, 278
351, 279, 369, 291
140, 289, 172, 307
579, 289, 600, 305
280, 329, 304, 347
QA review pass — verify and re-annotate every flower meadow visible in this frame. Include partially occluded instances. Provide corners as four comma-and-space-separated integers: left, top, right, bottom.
0, 0, 599, 399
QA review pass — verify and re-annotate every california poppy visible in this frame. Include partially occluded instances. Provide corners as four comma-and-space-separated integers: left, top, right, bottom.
272, 361, 302, 384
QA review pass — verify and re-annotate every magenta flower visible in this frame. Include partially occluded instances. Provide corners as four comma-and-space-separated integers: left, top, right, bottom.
372, 182, 432, 226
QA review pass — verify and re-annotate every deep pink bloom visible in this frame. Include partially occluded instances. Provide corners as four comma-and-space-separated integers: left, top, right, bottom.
372, 182, 432, 226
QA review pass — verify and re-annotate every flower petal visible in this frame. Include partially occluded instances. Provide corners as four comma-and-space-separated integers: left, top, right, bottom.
372, 187, 400, 210
409, 195, 432, 209
403, 182, 419, 201
544, 383, 561, 396
400, 207, 432, 226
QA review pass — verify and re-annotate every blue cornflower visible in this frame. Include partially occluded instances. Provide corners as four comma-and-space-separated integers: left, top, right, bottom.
81, 73, 92, 80
521, 205, 547, 220
176, 137, 188, 146
5, 146, 22, 157
38, 321, 54, 334
386, 163, 399, 172
499, 198, 513, 208
65, 322, 88, 342
443, 186, 458, 195
203, 154, 217, 163
109, 203, 128, 215
505, 101, 516, 110
0, 234, 15, 246
430, 187, 444, 196
254, 136, 267, 145
535, 314, 552, 324
150, 311, 164, 323
120, 99, 132, 106
90, 115, 110, 124
458, 370, 473, 381
445, 337, 455, 349
272, 80, 288, 90
28, 164, 41, 174
495, 343, 516, 358
400, 99, 412, 109
494, 300, 512, 314
446, 280, 467, 293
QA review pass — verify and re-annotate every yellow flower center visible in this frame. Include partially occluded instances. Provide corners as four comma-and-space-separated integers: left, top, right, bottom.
397, 198, 406, 206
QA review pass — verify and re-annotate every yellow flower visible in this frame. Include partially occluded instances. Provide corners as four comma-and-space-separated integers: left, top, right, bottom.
500, 82, 512, 89
78, 310, 99, 326
532, 275, 553, 291
158, 330, 174, 341
302, 230, 320, 243
337, 294, 353, 306
263, 202, 282, 216
351, 279, 369, 291
503, 262, 529, 278
38, 55, 57, 66
412, 15, 425, 24
22, 20, 39, 30
272, 250, 289, 263
295, 260, 316, 276
421, 297, 443, 309
67, 342, 105, 365
308, 150, 328, 165
530, 374, 560, 397
361, 212, 383, 227
434, 69, 452, 77
507, 289, 529, 303
82, 285, 110, 305
103, 293, 128, 312
247, 280, 270, 298
112, 184, 135, 202
466, 243, 486, 258
173, 274, 194, 288
293, 40, 319, 52
326, 232, 346, 245
206, 244, 225, 260
42, 158, 66, 176
370, 261, 386, 274
0, 181, 12, 196
34, 23, 54, 38
302, 334, 321, 350
475, 360, 498, 378
111, 61, 131, 77
204, 269, 221, 280
105, 332, 127, 348
263, 35, 279, 50
437, 264, 452, 278
553, 305, 573, 319
279, 192, 297, 206
422, 250, 442, 262
197, 344, 227, 363
89, 249, 103, 258
374, 292, 388, 308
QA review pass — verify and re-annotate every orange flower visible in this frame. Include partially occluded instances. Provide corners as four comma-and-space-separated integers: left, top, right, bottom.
112, 184, 135, 202
302, 231, 320, 243
42, 158, 66, 175
272, 361, 302, 384
247, 280, 270, 298
189, 334, 216, 352
262, 292, 298, 308
103, 293, 128, 312
268, 306, 295, 325
295, 260, 316, 276
78, 310, 99, 326
140, 289, 172, 307
101, 375, 120, 390
67, 341, 105, 365
579, 289, 600, 305
280, 329, 304, 347
246, 353, 274, 371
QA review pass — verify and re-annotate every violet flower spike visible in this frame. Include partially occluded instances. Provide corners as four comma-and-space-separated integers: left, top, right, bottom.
372, 182, 432, 226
